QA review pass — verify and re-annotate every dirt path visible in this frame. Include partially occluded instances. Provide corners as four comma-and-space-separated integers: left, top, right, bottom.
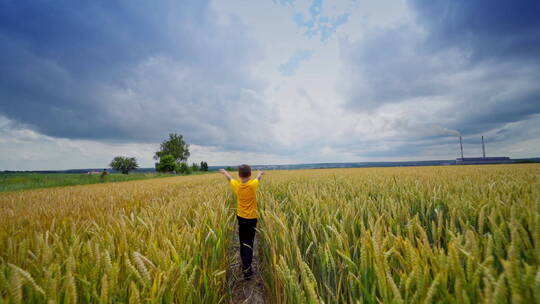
227, 231, 266, 304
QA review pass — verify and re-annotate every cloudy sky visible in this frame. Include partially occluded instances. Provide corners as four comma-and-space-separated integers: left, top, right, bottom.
1, 0, 539, 170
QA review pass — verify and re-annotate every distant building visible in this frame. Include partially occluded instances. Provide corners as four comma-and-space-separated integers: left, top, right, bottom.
456, 136, 511, 165
456, 157, 511, 165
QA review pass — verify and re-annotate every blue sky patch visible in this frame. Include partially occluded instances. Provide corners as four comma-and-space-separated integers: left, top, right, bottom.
278, 49, 314, 76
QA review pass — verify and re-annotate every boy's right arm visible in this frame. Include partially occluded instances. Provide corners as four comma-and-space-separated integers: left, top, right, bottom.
256, 171, 265, 180
219, 169, 233, 181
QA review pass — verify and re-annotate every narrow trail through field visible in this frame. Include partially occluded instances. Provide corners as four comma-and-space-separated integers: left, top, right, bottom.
227, 231, 266, 304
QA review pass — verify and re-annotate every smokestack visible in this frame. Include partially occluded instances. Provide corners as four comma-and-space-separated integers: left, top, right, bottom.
482, 136, 486, 158
459, 136, 464, 159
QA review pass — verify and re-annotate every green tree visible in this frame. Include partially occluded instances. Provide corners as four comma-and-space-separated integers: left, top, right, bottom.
109, 156, 138, 174
154, 133, 190, 163
200, 161, 209, 171
191, 163, 199, 172
178, 162, 192, 174
155, 155, 178, 173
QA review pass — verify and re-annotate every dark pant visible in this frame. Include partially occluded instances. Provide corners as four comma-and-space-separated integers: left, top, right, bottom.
237, 216, 257, 271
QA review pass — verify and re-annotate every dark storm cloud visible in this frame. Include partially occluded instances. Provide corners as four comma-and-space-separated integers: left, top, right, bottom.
410, 0, 540, 63
0, 0, 273, 151
446, 82, 540, 135
340, 0, 540, 138
340, 25, 458, 107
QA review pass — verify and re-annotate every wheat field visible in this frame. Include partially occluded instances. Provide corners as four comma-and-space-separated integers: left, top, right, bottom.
0, 165, 539, 303
0, 175, 234, 303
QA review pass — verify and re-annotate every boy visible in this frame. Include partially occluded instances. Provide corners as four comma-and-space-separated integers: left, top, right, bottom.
219, 165, 264, 280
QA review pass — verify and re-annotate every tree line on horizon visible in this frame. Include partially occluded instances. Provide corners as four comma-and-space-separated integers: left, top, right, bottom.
109, 133, 209, 174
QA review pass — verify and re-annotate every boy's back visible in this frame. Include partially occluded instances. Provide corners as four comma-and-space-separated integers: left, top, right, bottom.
230, 178, 259, 219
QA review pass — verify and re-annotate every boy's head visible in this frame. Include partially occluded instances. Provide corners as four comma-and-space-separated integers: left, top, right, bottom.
238, 164, 251, 178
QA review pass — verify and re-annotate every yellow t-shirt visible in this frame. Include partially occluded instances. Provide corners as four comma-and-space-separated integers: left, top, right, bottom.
230, 178, 259, 219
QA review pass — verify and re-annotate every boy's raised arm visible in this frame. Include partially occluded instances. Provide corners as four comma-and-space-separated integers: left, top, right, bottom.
219, 168, 233, 181
256, 171, 265, 180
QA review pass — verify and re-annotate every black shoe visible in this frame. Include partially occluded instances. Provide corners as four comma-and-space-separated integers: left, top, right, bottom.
243, 267, 254, 280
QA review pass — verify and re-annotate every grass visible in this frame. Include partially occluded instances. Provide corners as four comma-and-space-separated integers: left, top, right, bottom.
0, 164, 538, 303
0, 172, 209, 192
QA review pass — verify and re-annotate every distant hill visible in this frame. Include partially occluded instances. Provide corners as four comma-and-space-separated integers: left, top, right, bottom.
1, 167, 158, 174
3, 158, 538, 174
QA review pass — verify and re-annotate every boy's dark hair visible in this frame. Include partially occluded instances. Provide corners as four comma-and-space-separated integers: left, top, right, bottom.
238, 164, 251, 178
